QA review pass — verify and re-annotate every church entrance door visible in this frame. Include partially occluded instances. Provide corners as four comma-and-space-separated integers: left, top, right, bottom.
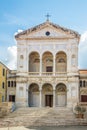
45, 95, 53, 107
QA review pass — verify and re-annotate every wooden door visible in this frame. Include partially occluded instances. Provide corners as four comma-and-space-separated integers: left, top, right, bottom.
45, 95, 53, 107
81, 95, 87, 102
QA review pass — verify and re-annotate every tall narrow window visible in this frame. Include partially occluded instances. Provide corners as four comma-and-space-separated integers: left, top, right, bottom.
2, 96, 4, 102
11, 81, 13, 87
2, 68, 5, 76
2, 82, 5, 89
80, 80, 82, 87
83, 81, 86, 87
8, 81, 10, 87
14, 81, 16, 87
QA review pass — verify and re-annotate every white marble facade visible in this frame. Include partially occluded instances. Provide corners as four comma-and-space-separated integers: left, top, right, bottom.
15, 20, 80, 108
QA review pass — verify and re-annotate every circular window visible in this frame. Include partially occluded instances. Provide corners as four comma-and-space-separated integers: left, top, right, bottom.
45, 31, 50, 36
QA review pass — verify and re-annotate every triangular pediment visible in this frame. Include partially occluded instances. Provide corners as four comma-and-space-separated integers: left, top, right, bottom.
15, 21, 80, 39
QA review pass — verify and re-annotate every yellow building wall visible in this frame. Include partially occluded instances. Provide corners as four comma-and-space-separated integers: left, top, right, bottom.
0, 63, 7, 102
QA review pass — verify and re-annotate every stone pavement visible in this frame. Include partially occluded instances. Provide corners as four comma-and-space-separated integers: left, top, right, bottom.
0, 126, 33, 130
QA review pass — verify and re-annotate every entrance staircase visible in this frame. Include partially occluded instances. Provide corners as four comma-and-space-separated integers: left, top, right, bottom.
0, 107, 87, 127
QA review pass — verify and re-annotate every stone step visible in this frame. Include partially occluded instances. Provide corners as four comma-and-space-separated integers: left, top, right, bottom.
1, 108, 86, 128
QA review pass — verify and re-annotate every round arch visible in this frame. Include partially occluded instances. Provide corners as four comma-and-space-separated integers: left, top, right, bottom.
42, 51, 53, 73
42, 83, 53, 92
56, 83, 67, 107
28, 83, 40, 107
56, 51, 67, 73
42, 83, 53, 107
28, 82, 40, 89
29, 51, 40, 72
42, 50, 53, 56
29, 50, 40, 56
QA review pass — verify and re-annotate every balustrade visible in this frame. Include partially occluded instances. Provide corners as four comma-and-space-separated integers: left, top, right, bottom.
28, 72, 67, 76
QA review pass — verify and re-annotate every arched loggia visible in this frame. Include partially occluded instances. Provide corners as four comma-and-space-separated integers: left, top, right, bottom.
29, 52, 40, 72
42, 83, 53, 107
56, 83, 67, 107
28, 83, 39, 107
56, 51, 67, 73
42, 51, 53, 73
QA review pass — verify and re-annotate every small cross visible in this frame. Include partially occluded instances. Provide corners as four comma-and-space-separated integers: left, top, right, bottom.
45, 13, 51, 21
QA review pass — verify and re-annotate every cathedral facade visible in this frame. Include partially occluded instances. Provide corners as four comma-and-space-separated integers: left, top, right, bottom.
15, 20, 81, 108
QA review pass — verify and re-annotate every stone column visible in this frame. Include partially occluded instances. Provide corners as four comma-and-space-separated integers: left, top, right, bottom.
28, 57, 29, 73
26, 46, 28, 73
40, 55, 42, 76
39, 87, 42, 107
53, 55, 55, 76
53, 89, 56, 107
26, 84, 29, 107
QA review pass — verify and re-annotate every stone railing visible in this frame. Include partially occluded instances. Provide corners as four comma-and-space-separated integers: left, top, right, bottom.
28, 72, 67, 76
28, 72, 40, 75
42, 72, 53, 75
55, 72, 67, 76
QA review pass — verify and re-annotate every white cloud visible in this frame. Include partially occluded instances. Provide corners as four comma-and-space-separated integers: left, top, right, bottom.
79, 31, 87, 69
14, 29, 23, 36
81, 31, 87, 42
6, 46, 17, 70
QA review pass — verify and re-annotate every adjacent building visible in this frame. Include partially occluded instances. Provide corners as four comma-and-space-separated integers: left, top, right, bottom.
79, 70, 87, 103
0, 62, 8, 102
7, 70, 16, 102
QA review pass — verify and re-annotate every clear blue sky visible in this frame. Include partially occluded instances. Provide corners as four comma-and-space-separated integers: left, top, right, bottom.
0, 0, 87, 69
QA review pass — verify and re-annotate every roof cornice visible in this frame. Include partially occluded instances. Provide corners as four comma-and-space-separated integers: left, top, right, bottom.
15, 21, 80, 40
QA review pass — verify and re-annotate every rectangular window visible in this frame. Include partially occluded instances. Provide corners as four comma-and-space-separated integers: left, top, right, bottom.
8, 81, 10, 87
2, 68, 5, 76
14, 81, 16, 87
80, 81, 82, 87
2, 96, 4, 102
46, 66, 53, 72
2, 82, 5, 89
83, 81, 86, 87
11, 81, 13, 87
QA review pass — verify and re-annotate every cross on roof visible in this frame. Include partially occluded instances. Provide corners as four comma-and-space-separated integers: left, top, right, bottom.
45, 13, 51, 21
